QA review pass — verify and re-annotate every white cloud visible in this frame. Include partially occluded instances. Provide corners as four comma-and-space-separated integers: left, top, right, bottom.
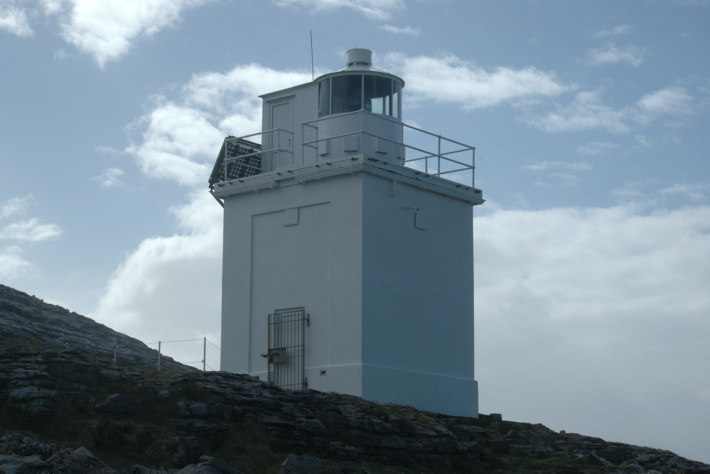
379, 24, 420, 36
0, 5, 33, 37
58, 0, 208, 67
0, 246, 31, 280
636, 86, 693, 116
475, 204, 710, 461
40, 0, 65, 16
0, 0, 209, 65
525, 161, 592, 172
575, 141, 621, 156
634, 134, 652, 149
532, 86, 695, 134
274, 0, 405, 20
594, 24, 634, 38
386, 53, 568, 109
127, 103, 221, 186
533, 90, 630, 133
610, 180, 659, 202
126, 64, 311, 186
184, 64, 311, 115
0, 195, 62, 242
660, 183, 709, 202
587, 43, 644, 67
524, 161, 593, 187
91, 167, 125, 187
609, 180, 709, 208
0, 195, 61, 281
94, 191, 222, 356
0, 218, 63, 242
1, 194, 34, 219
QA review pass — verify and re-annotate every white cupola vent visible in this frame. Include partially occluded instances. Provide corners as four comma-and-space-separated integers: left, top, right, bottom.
346, 48, 372, 68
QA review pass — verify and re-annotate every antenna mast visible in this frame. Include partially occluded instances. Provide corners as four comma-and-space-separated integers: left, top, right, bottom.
310, 30, 315, 80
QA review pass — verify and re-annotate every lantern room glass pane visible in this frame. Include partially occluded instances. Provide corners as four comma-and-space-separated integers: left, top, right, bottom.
392, 82, 401, 119
331, 75, 362, 114
364, 75, 393, 116
318, 79, 330, 117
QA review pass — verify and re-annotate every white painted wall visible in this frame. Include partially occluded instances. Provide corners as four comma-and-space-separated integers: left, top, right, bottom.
316, 112, 404, 164
260, 82, 318, 170
220, 171, 365, 396
360, 173, 477, 416
219, 162, 478, 416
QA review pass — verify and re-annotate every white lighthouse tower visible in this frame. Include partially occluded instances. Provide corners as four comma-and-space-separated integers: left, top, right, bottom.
210, 49, 484, 417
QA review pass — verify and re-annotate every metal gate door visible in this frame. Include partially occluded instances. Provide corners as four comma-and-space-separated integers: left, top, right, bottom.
265, 307, 308, 390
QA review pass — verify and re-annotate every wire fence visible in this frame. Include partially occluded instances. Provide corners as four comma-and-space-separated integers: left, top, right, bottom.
146, 337, 221, 371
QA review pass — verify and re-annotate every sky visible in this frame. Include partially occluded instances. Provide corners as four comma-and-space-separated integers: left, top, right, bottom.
1, 0, 709, 464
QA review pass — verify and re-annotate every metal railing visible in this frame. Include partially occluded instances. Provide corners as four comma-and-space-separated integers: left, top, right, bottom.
222, 128, 293, 178
301, 110, 476, 188
401, 122, 476, 188
219, 111, 476, 188
147, 337, 221, 371
302, 111, 476, 187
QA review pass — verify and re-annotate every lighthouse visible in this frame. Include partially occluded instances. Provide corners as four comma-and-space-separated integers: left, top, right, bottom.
209, 49, 484, 417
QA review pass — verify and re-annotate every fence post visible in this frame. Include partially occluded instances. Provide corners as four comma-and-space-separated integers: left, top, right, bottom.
157, 341, 161, 371
203, 337, 207, 372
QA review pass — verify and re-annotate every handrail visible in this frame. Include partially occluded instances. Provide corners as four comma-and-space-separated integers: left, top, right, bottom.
218, 111, 476, 188
222, 128, 294, 178
301, 111, 476, 187
301, 110, 476, 187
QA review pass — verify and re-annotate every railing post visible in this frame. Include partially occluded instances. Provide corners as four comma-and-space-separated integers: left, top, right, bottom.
437, 135, 442, 176
472, 147, 476, 188
360, 110, 365, 154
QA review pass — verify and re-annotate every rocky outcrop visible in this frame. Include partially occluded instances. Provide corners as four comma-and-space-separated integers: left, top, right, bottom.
0, 284, 189, 371
1, 348, 709, 473
1, 284, 709, 473
0, 428, 244, 473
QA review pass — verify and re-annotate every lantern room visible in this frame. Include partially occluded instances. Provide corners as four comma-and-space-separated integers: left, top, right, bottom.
314, 48, 404, 164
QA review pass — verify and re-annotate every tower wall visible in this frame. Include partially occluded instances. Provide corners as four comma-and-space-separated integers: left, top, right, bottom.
360, 173, 477, 416
316, 112, 404, 164
219, 166, 478, 416
220, 172, 365, 396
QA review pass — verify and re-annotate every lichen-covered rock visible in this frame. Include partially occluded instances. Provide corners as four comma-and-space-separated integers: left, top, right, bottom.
0, 453, 52, 473
280, 453, 323, 474
0, 284, 191, 371
70, 446, 116, 473
95, 393, 142, 415
178, 455, 244, 474
92, 420, 128, 449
